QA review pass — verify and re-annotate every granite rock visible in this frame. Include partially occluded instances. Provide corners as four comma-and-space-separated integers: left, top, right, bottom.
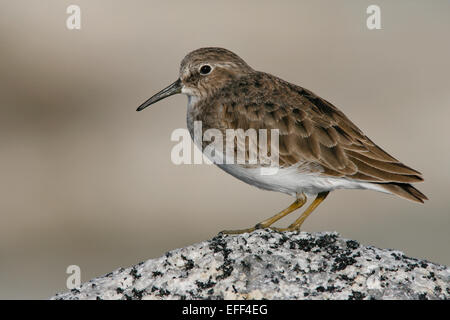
52, 230, 450, 300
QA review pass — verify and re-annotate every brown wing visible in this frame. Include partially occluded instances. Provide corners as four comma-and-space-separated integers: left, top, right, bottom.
288, 88, 424, 183
214, 72, 423, 184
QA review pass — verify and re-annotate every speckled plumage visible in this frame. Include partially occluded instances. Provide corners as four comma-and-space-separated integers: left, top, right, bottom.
137, 47, 427, 232
177, 47, 426, 202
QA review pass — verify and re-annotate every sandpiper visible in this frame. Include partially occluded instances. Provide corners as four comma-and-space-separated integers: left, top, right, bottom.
137, 47, 427, 234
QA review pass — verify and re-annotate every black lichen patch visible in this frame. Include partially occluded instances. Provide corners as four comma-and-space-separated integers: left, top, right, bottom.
129, 267, 141, 280
405, 261, 420, 272
241, 260, 251, 273
217, 259, 234, 281
196, 277, 216, 290
131, 288, 146, 300
391, 253, 402, 261
349, 290, 366, 300
315, 234, 338, 249
291, 238, 315, 252
151, 286, 170, 297
418, 293, 428, 300
346, 240, 360, 250
210, 235, 234, 280
316, 286, 325, 292
287, 233, 359, 273
278, 234, 290, 246
325, 285, 337, 293
260, 233, 270, 241
181, 255, 195, 271
290, 233, 340, 254
338, 274, 353, 281
427, 272, 437, 281
314, 285, 338, 294
331, 255, 357, 272
123, 288, 146, 300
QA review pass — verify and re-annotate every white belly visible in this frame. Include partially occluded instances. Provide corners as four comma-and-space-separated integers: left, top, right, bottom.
216, 164, 386, 197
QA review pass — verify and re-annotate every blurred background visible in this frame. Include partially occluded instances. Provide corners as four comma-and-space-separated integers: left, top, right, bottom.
0, 0, 449, 299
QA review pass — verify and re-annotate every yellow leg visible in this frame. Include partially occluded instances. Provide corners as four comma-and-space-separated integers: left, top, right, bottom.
220, 193, 307, 235
271, 191, 329, 232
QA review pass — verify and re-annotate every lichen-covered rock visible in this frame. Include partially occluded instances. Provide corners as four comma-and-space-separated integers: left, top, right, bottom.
51, 230, 450, 300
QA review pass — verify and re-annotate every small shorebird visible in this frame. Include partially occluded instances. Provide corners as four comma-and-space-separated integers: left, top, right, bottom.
137, 47, 427, 234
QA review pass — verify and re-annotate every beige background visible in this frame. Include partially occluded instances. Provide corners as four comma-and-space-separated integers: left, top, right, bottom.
0, 0, 449, 299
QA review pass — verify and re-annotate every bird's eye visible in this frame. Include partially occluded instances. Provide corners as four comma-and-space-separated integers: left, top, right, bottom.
199, 65, 212, 75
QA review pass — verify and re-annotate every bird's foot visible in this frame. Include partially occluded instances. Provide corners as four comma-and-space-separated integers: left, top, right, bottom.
219, 222, 274, 235
219, 224, 301, 235
219, 226, 256, 235
268, 225, 301, 233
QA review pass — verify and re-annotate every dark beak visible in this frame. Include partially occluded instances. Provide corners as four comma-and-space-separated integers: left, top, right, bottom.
136, 79, 182, 111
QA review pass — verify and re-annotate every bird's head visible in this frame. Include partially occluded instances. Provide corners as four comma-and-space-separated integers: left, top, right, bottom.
137, 47, 253, 111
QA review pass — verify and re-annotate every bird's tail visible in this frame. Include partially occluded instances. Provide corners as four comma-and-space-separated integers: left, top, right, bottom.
378, 183, 428, 203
